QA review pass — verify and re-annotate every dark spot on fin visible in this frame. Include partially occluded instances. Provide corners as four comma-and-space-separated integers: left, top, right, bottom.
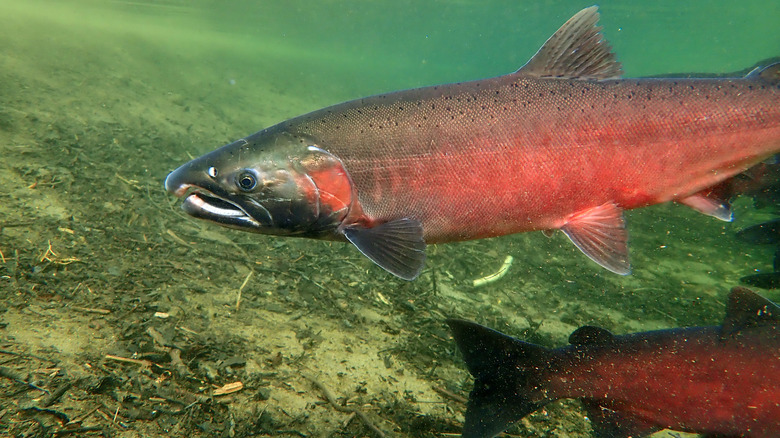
677, 192, 733, 221
721, 286, 780, 339
581, 399, 662, 438
446, 319, 552, 438
343, 218, 425, 280
561, 202, 630, 275
569, 325, 615, 345
748, 62, 780, 86
516, 6, 623, 80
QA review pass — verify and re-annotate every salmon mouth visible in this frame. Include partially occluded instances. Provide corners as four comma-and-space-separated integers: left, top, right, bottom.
178, 188, 269, 230
165, 166, 274, 230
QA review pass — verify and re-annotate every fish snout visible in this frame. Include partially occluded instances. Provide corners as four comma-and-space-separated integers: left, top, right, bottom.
165, 165, 195, 197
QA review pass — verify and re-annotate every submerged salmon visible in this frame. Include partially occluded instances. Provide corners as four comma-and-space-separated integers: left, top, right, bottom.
447, 286, 780, 438
165, 7, 780, 280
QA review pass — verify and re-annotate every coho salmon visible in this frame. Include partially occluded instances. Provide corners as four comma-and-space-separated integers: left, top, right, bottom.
448, 286, 780, 437
165, 7, 780, 279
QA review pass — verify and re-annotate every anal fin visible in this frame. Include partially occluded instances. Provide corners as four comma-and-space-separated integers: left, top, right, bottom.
677, 191, 733, 221
581, 400, 661, 438
343, 218, 426, 280
561, 202, 630, 275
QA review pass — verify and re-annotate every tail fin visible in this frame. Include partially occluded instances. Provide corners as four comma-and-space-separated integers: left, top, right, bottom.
447, 319, 556, 438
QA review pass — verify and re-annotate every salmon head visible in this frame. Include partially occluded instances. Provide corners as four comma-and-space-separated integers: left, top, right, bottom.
164, 128, 356, 239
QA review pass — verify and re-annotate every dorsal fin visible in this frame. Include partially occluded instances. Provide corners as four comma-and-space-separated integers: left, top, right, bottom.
721, 286, 780, 339
569, 325, 615, 345
516, 6, 623, 80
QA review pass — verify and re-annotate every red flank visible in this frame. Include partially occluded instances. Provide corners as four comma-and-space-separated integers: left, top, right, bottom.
448, 287, 780, 437
165, 7, 780, 279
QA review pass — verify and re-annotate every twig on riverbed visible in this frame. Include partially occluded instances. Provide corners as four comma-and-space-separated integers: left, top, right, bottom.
303, 373, 386, 438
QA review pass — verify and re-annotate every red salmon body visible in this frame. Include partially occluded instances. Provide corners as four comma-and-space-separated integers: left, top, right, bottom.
448, 287, 780, 437
165, 6, 780, 279
289, 73, 780, 241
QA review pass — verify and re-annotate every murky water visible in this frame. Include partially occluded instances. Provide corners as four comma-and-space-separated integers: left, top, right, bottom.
1, 1, 778, 436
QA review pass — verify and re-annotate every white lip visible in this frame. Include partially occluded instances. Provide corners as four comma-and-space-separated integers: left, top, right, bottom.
184, 193, 246, 218
179, 190, 267, 230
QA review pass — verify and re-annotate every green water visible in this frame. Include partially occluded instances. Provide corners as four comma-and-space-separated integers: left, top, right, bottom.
0, 1, 778, 437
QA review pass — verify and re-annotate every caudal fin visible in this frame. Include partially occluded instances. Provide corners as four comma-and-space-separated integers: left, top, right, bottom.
447, 319, 556, 438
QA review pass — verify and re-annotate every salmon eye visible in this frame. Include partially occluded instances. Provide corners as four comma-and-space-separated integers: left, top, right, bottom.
208, 166, 218, 178
237, 172, 257, 191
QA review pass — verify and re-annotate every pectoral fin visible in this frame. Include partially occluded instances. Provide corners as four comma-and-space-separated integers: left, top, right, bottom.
343, 218, 426, 280
561, 202, 630, 275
